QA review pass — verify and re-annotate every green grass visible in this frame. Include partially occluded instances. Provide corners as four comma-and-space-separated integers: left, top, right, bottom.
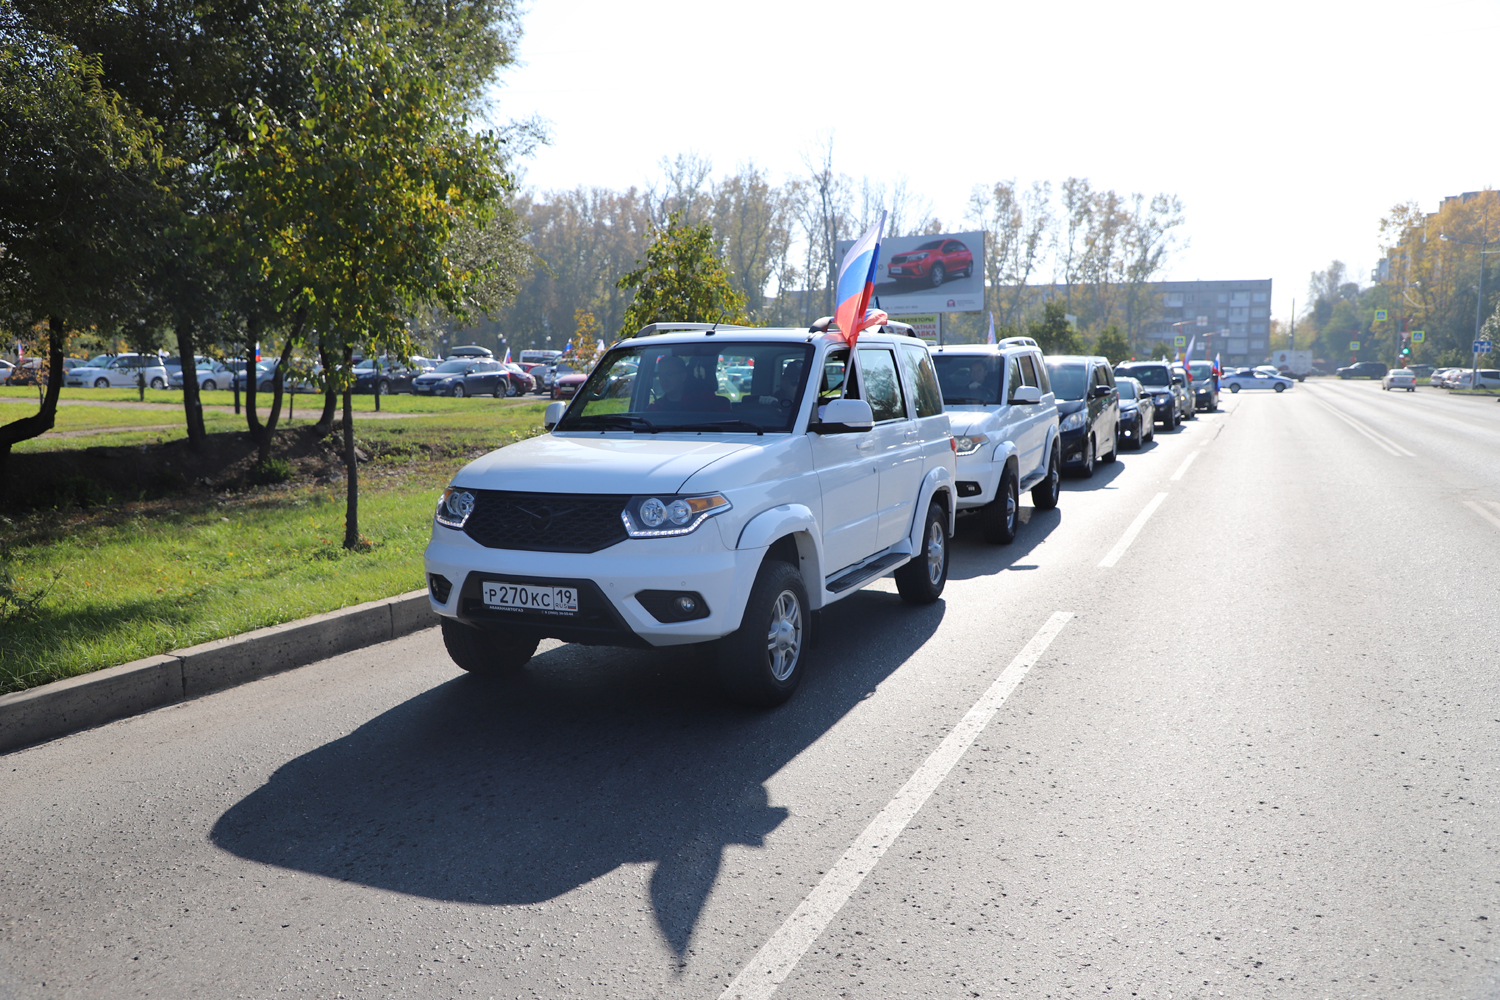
0, 403, 550, 693
0, 384, 545, 413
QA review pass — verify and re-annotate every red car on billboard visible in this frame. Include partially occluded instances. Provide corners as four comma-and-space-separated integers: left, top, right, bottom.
887, 239, 973, 287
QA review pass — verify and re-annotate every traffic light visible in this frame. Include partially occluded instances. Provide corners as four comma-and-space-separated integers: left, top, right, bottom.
1401, 347, 1410, 356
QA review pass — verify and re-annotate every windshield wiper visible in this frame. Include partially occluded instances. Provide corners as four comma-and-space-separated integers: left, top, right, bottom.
664, 419, 766, 436
564, 413, 659, 432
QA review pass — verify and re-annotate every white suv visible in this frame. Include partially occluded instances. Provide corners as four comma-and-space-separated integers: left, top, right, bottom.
423, 320, 958, 706
928, 338, 1060, 543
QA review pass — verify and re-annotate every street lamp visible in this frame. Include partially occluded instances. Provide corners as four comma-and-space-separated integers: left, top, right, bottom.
1439, 232, 1499, 387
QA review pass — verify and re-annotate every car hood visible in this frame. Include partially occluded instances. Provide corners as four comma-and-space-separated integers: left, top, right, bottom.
452, 434, 759, 495
1055, 398, 1087, 415
69, 367, 105, 376
944, 408, 1001, 433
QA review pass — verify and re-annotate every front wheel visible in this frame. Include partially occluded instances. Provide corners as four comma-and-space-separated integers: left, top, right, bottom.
94, 377, 109, 389
452, 383, 466, 398
441, 618, 537, 676
1274, 383, 1285, 393
929, 263, 946, 288
1077, 436, 1096, 478
1031, 438, 1061, 510
980, 465, 1019, 544
1229, 383, 1241, 394
718, 560, 808, 707
894, 500, 949, 604
506, 380, 519, 397
377, 380, 390, 396
1102, 424, 1119, 462
202, 380, 216, 391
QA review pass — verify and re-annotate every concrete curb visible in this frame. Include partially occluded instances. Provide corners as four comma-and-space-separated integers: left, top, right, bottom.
0, 588, 435, 755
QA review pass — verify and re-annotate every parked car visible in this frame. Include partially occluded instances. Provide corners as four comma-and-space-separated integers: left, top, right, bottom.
1114, 361, 1188, 429
412, 360, 482, 396
446, 345, 493, 361
929, 341, 1060, 543
1046, 355, 1120, 476
424, 319, 957, 707
169, 359, 237, 390
502, 363, 536, 395
451, 359, 528, 398
517, 362, 551, 393
885, 238, 973, 287
1336, 361, 1388, 379
1186, 360, 1220, 410
1381, 369, 1418, 392
352, 357, 435, 395
1430, 367, 1460, 387
550, 363, 586, 400
64, 354, 168, 389
1221, 368, 1294, 392
1115, 376, 1156, 449
1446, 369, 1500, 390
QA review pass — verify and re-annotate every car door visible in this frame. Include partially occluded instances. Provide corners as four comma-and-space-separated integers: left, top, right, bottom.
809, 349, 880, 575
860, 345, 925, 550
1011, 352, 1051, 479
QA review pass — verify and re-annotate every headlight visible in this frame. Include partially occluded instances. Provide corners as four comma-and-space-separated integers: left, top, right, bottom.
954, 433, 989, 457
621, 494, 731, 538
1059, 410, 1086, 432
435, 487, 476, 528
1154, 393, 1171, 405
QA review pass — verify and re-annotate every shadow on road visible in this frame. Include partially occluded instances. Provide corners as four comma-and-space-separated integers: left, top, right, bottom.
211, 591, 944, 960
947, 503, 1062, 581
1060, 454, 1127, 492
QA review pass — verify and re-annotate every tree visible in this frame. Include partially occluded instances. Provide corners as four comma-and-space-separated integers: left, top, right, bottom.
221, 18, 507, 548
617, 211, 749, 335
0, 25, 165, 494
1094, 325, 1130, 364
566, 309, 600, 365
1029, 301, 1081, 354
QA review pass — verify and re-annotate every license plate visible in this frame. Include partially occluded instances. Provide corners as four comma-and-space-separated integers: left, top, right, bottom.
482, 582, 578, 615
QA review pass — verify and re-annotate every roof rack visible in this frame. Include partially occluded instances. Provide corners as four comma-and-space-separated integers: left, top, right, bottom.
998, 336, 1039, 348
619, 322, 752, 340
808, 316, 918, 338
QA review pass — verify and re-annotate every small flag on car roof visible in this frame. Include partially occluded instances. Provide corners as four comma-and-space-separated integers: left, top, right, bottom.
833, 212, 886, 348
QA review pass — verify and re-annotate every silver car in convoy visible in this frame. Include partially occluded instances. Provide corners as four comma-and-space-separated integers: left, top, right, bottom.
1221, 368, 1294, 393
65, 354, 168, 389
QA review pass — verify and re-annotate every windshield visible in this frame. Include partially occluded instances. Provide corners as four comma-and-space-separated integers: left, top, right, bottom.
933, 355, 1001, 405
1044, 361, 1088, 401
1190, 362, 1213, 378
557, 341, 814, 434
1119, 364, 1170, 386
433, 361, 470, 374
1117, 381, 1137, 399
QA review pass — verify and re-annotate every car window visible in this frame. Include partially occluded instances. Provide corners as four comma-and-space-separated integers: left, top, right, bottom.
899, 345, 943, 418
1045, 361, 1087, 401
1119, 364, 1170, 386
933, 354, 1000, 405
1017, 354, 1040, 388
1117, 381, 1137, 399
857, 348, 906, 422
1005, 357, 1024, 402
821, 350, 849, 399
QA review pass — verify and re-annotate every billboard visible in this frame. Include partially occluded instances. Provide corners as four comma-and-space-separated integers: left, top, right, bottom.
834, 230, 985, 315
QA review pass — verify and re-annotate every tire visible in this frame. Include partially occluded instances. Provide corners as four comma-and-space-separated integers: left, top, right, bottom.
929, 263, 946, 288
1077, 435, 1096, 477
377, 380, 390, 396
894, 500, 949, 604
980, 464, 1019, 544
150, 377, 165, 389
506, 380, 519, 397
452, 383, 466, 398
94, 377, 109, 388
1144, 417, 1155, 443
493, 382, 505, 398
1031, 439, 1061, 510
962, 265, 973, 278
1102, 424, 1119, 462
718, 560, 808, 707
441, 618, 537, 676
1274, 383, 1285, 393
1209, 397, 1218, 412
202, 380, 216, 391
1229, 383, 1241, 393
1127, 416, 1142, 450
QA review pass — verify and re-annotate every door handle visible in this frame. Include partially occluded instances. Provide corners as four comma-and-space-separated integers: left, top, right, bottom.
856, 439, 877, 451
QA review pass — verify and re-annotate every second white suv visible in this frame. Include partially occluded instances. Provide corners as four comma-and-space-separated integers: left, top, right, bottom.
929, 337, 1060, 543
424, 320, 957, 706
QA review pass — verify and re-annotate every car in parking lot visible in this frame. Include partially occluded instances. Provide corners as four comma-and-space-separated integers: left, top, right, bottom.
169, 359, 238, 390
424, 319, 957, 707
412, 360, 482, 396
1115, 376, 1155, 449
550, 363, 585, 399
886, 238, 973, 287
1446, 368, 1500, 390
1046, 354, 1120, 476
353, 357, 436, 395
65, 354, 168, 389
1222, 368, 1294, 392
1337, 361, 1388, 379
1114, 361, 1187, 428
1381, 369, 1417, 391
929, 339, 1060, 543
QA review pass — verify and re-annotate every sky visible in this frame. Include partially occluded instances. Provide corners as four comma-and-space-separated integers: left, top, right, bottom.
487, 0, 1500, 325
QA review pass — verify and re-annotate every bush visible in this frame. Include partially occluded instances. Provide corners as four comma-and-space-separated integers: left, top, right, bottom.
250, 458, 293, 485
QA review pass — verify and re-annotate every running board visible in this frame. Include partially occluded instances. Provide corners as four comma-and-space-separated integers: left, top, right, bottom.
826, 551, 909, 594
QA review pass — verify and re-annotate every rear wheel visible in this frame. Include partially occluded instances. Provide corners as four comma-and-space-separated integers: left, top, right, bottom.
1031, 439, 1061, 510
377, 379, 390, 396
441, 618, 537, 677
894, 500, 949, 604
718, 560, 808, 707
980, 465, 1019, 544
493, 382, 505, 398
150, 376, 165, 389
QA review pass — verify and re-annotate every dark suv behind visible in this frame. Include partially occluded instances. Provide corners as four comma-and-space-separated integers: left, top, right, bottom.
1336, 361, 1388, 379
1115, 361, 1190, 429
1044, 355, 1119, 477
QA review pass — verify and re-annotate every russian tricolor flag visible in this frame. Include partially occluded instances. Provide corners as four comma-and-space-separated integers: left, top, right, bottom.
833, 212, 886, 346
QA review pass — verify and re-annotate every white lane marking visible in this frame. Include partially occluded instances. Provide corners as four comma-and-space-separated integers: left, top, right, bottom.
1310, 398, 1415, 457
1097, 492, 1168, 569
1462, 500, 1500, 533
719, 611, 1074, 1000
1170, 450, 1201, 481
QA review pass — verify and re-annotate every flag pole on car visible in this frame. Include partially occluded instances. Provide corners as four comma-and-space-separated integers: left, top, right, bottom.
833, 211, 887, 397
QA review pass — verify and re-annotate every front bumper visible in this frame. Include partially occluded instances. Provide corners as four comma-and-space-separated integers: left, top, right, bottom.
424, 521, 760, 647
953, 452, 1001, 510
1059, 425, 1090, 467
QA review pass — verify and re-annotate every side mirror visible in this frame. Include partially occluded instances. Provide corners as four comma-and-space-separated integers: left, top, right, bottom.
1171, 376, 1185, 386
1090, 384, 1112, 399
811, 398, 874, 433
1010, 385, 1042, 405
543, 401, 566, 430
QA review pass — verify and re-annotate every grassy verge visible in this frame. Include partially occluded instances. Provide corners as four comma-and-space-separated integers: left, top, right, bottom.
0, 404, 548, 693
0, 385, 547, 413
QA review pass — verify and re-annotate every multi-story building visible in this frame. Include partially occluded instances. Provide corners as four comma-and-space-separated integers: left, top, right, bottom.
1138, 279, 1274, 367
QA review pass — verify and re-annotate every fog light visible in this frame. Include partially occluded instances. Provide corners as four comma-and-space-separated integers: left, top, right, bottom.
673, 595, 697, 614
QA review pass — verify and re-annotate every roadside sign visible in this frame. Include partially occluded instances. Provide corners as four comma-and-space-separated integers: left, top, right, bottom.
1375, 309, 1388, 322
1412, 330, 1425, 343
1174, 335, 1187, 347
1349, 340, 1361, 351
1475, 340, 1493, 354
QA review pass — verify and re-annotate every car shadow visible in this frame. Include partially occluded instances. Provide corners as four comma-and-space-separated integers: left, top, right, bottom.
947, 504, 1062, 580
1060, 454, 1127, 491
210, 591, 944, 961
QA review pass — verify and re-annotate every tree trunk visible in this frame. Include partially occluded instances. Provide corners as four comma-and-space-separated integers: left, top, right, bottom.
341, 346, 360, 549
176, 316, 207, 449
312, 344, 337, 436
257, 336, 297, 465
0, 314, 68, 500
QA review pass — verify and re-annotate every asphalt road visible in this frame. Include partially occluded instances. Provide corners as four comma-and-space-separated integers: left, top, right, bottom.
4, 381, 1498, 999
